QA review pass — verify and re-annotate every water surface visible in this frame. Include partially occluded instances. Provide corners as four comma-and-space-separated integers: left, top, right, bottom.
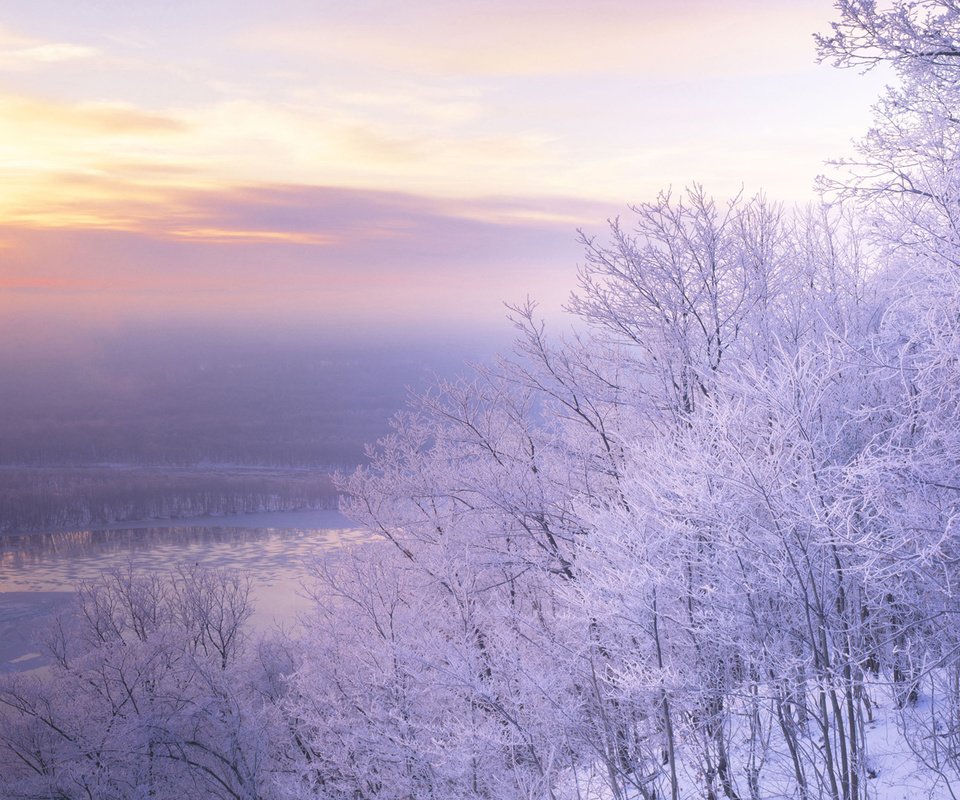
0, 509, 367, 672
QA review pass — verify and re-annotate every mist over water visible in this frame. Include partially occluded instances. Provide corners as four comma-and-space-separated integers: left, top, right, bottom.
0, 316, 514, 532
0, 320, 507, 468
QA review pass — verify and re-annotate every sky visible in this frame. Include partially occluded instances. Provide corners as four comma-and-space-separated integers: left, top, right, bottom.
0, 0, 887, 351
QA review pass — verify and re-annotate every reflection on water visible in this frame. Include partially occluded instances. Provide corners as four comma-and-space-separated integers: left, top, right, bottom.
0, 524, 368, 592
0, 521, 369, 672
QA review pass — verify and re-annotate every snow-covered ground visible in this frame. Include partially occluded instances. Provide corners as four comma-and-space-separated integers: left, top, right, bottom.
551, 679, 960, 800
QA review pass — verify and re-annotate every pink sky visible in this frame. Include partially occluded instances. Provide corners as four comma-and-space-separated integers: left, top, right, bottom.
0, 0, 885, 341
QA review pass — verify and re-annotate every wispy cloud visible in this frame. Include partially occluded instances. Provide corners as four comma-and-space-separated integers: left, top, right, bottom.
242, 2, 825, 79
0, 27, 99, 69
3, 95, 186, 134
0, 183, 609, 333
2, 42, 98, 64
167, 227, 338, 246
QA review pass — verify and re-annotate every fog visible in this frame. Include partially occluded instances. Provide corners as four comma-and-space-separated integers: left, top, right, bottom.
0, 319, 511, 531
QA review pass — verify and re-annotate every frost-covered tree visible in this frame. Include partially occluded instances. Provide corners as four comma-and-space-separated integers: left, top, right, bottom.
817, 0, 960, 265
285, 4, 960, 795
0, 567, 285, 800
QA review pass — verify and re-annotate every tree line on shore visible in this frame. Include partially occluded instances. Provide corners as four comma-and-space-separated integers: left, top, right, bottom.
0, 467, 339, 532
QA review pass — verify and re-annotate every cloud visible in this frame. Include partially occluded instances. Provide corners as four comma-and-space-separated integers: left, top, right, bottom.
0, 184, 611, 333
0, 88, 577, 226
9, 43, 98, 62
243, 1, 825, 79
167, 227, 338, 245
3, 96, 187, 134
0, 27, 100, 69
0, 2, 881, 237
154, 183, 616, 255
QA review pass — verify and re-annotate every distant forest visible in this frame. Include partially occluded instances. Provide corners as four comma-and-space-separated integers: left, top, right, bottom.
0, 466, 339, 533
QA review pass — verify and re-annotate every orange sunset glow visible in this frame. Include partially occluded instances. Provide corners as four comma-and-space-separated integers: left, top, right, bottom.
0, 0, 884, 338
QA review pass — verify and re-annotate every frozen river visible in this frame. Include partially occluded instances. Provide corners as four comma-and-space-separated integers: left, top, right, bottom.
0, 509, 369, 672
